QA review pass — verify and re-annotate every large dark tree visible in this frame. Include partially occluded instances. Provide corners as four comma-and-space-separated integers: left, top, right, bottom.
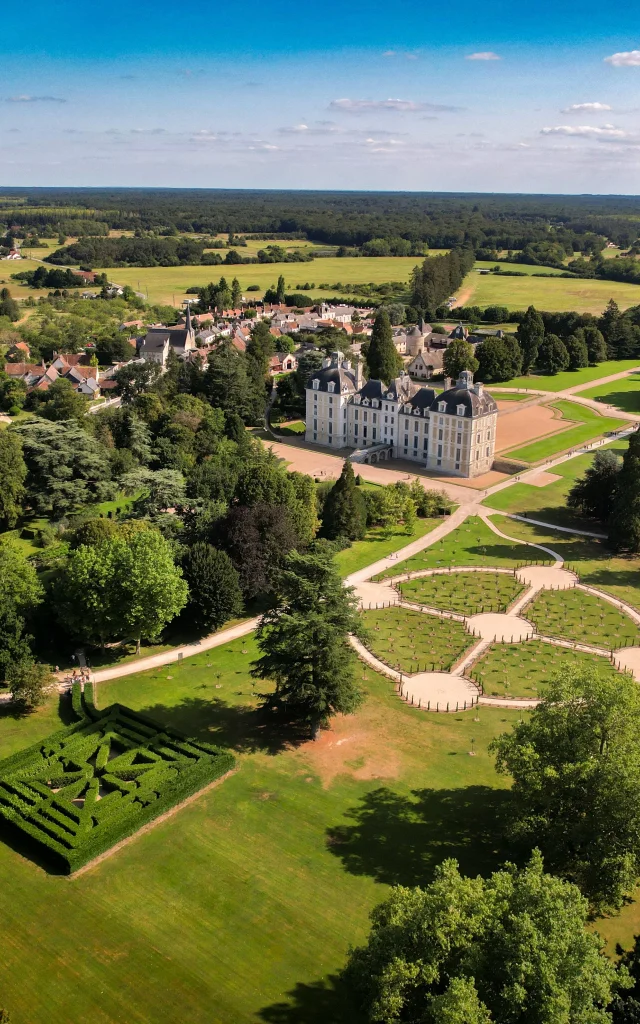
609, 429, 640, 552
0, 430, 26, 528
567, 449, 621, 524
181, 542, 243, 633
565, 331, 589, 370
492, 665, 640, 910
321, 460, 367, 541
537, 333, 570, 374
217, 503, 299, 599
442, 339, 478, 381
366, 310, 402, 382
252, 551, 363, 731
14, 420, 113, 516
475, 335, 522, 382
516, 305, 545, 373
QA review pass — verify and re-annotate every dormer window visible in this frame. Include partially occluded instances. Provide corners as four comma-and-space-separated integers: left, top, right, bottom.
414, 408, 420, 415
438, 401, 446, 413
457, 404, 466, 416
363, 398, 370, 406
386, 393, 393, 400
372, 399, 379, 409
327, 382, 335, 394
312, 379, 319, 390
354, 394, 361, 404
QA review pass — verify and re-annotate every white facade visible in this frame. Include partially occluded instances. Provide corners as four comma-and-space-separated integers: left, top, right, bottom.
305, 354, 498, 478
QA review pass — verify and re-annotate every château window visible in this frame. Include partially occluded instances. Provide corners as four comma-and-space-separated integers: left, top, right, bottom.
457, 404, 465, 416
328, 382, 335, 394
438, 402, 446, 413
312, 379, 319, 390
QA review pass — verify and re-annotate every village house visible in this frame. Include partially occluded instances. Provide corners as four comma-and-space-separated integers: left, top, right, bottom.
305, 351, 497, 478
138, 306, 196, 366
269, 352, 298, 375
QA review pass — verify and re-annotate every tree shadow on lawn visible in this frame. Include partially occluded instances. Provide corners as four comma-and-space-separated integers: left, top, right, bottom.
136, 696, 312, 756
326, 785, 512, 888
449, 541, 551, 565
259, 973, 362, 1024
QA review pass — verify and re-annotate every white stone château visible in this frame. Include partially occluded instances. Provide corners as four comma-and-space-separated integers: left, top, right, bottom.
305, 351, 498, 478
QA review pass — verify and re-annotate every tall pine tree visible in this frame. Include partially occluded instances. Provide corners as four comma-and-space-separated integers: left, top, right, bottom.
321, 460, 367, 541
366, 310, 402, 382
609, 428, 640, 552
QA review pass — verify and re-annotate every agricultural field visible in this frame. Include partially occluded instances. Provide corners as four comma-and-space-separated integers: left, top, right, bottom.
398, 570, 524, 616
0, 635, 525, 1024
491, 359, 640, 393
361, 606, 473, 673
374, 516, 551, 580
470, 638, 622, 699
482, 440, 627, 528
458, 267, 640, 314
524, 586, 640, 648
502, 400, 627, 463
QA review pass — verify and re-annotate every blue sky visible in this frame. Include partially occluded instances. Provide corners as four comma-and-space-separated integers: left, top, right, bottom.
1, 0, 639, 192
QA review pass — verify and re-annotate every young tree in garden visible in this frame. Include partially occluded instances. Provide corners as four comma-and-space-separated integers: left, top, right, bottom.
516, 305, 545, 373
321, 460, 367, 541
181, 543, 243, 633
9, 660, 54, 711
567, 449, 621, 524
442, 339, 479, 381
565, 331, 589, 370
366, 310, 403, 382
609, 429, 640, 553
252, 551, 363, 731
0, 430, 26, 528
537, 333, 569, 374
344, 851, 619, 1024
492, 666, 640, 910
584, 324, 608, 364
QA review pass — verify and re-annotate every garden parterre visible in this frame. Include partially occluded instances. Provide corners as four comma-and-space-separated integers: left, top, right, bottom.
470, 639, 623, 699
361, 607, 474, 673
398, 570, 525, 617
524, 587, 640, 649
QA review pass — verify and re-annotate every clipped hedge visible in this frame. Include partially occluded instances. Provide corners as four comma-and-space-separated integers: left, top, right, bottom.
0, 702, 235, 873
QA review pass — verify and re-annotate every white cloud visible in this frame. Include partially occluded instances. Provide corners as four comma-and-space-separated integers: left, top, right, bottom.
604, 50, 640, 66
562, 102, 612, 113
6, 94, 66, 103
541, 123, 627, 137
329, 97, 460, 113
465, 52, 500, 61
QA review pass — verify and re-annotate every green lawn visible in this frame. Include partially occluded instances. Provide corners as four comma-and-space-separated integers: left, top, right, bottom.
0, 636, 525, 1024
272, 420, 306, 436
362, 606, 474, 673
486, 514, 640, 612
399, 570, 524, 616
525, 587, 640, 649
460, 269, 640, 314
489, 392, 530, 402
579, 373, 640, 414
374, 516, 551, 579
334, 517, 441, 577
490, 360, 640, 393
473, 261, 566, 277
503, 401, 627, 463
470, 639, 622, 699
482, 442, 627, 529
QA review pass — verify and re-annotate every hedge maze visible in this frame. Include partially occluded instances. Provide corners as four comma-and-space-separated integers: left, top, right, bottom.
0, 684, 234, 873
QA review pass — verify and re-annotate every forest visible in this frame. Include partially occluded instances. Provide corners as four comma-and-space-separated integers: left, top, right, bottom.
1, 188, 640, 249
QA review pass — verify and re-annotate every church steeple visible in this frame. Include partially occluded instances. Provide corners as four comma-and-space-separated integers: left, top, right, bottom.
185, 303, 192, 333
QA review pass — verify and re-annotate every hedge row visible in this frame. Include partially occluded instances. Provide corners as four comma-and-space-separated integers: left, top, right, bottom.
0, 702, 235, 874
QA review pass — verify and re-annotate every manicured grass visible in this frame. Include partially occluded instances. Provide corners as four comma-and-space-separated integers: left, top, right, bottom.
460, 268, 640, 313
486, 514, 640, 612
361, 606, 473, 673
579, 373, 640, 414
503, 400, 627, 463
272, 419, 306, 436
490, 360, 640, 393
470, 638, 622, 699
399, 570, 524, 616
525, 586, 640, 648
489, 392, 530, 402
334, 517, 441, 577
95, 256, 424, 305
482, 443, 627, 529
0, 636, 524, 1024
374, 516, 551, 580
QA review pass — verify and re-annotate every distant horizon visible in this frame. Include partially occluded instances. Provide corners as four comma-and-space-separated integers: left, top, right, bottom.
1, 186, 640, 200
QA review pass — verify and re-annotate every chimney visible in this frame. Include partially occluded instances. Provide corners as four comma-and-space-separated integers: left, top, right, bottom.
355, 358, 364, 389
443, 377, 452, 391
474, 381, 484, 397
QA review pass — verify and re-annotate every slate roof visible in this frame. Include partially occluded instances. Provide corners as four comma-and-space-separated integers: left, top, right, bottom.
431, 382, 497, 418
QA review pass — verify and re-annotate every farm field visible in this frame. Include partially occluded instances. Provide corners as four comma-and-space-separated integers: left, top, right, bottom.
502, 400, 627, 463
482, 441, 627, 528
459, 266, 640, 313
398, 570, 524, 616
485, 514, 640, 612
361, 606, 473, 673
92, 256, 425, 305
470, 639, 622, 699
579, 373, 640, 414
525, 586, 640, 648
0, 635, 524, 1024
491, 359, 640, 392
473, 261, 566, 277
